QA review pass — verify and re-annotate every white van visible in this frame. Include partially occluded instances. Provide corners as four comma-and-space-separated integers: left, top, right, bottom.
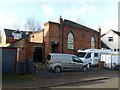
77, 49, 111, 66
47, 53, 89, 73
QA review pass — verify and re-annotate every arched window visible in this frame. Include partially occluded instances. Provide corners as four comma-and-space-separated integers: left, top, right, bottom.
67, 32, 74, 49
91, 36, 95, 49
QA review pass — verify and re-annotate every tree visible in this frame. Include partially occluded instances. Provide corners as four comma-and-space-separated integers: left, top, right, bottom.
24, 17, 41, 31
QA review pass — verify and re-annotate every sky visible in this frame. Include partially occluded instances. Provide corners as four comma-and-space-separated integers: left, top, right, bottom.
0, 0, 119, 34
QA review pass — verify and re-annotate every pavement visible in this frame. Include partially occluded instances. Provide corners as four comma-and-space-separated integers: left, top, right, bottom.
2, 67, 119, 90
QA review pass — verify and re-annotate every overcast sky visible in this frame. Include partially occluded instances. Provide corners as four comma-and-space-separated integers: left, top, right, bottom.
0, 0, 119, 34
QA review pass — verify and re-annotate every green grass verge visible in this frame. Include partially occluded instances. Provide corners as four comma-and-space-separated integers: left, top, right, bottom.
3, 73, 34, 80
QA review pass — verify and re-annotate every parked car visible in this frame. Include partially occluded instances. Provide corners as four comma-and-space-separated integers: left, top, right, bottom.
47, 53, 89, 73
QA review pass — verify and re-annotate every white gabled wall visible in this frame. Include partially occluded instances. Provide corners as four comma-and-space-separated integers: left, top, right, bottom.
101, 30, 119, 51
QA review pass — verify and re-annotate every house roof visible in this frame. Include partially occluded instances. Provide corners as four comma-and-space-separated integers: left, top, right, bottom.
4, 29, 32, 38
112, 30, 120, 36
101, 41, 110, 49
101, 29, 120, 37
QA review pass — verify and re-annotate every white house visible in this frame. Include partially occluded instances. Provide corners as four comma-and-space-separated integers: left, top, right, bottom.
101, 29, 120, 52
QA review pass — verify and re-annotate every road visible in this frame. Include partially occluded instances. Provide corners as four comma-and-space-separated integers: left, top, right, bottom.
50, 77, 119, 89
2, 67, 119, 90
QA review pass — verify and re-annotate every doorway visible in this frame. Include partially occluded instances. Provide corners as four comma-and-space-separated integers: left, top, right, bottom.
51, 42, 59, 53
33, 47, 42, 63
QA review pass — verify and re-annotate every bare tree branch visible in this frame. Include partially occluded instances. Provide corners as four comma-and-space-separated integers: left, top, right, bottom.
24, 17, 41, 31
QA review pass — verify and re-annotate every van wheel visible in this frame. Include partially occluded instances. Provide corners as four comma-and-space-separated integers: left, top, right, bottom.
82, 67, 88, 72
54, 66, 61, 73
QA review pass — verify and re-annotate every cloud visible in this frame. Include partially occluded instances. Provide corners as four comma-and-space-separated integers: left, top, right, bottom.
0, 0, 119, 3
62, 5, 99, 24
42, 4, 55, 18
100, 19, 118, 34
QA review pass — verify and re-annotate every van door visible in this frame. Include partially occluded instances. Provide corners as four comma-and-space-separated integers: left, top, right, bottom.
84, 53, 91, 64
93, 52, 99, 65
72, 56, 84, 69
61, 56, 74, 70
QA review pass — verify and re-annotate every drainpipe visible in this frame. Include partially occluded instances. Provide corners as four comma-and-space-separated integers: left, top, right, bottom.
97, 26, 101, 49
61, 24, 64, 53
59, 16, 64, 53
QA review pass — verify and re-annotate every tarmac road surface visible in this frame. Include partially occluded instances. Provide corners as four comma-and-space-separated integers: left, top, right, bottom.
50, 77, 119, 89
2, 67, 119, 90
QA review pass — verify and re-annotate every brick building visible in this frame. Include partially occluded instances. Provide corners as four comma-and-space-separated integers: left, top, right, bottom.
1, 17, 101, 63
29, 17, 101, 61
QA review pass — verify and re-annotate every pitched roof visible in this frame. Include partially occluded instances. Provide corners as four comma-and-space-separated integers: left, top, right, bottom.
112, 30, 120, 36
62, 19, 98, 33
101, 29, 120, 37
101, 41, 110, 49
46, 19, 98, 33
4, 29, 32, 38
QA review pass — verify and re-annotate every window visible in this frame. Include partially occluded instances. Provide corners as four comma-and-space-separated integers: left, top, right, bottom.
85, 53, 91, 59
91, 36, 95, 49
77, 52, 86, 58
108, 37, 113, 42
94, 53, 98, 57
72, 57, 83, 63
13, 33, 22, 39
47, 55, 51, 60
67, 32, 74, 50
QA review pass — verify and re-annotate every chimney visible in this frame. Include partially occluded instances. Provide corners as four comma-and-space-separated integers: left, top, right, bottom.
58, 15, 63, 24
97, 26, 101, 35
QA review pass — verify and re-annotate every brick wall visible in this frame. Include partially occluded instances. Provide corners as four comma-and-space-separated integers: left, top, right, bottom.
44, 20, 100, 56
29, 31, 44, 43
28, 20, 100, 61
26, 42, 44, 61
62, 25, 99, 55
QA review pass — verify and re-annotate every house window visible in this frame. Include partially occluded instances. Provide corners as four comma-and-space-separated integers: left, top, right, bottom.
91, 36, 95, 49
13, 33, 22, 39
108, 37, 113, 42
67, 32, 74, 50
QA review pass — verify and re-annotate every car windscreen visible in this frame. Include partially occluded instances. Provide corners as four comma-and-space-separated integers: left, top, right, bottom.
77, 52, 86, 58
47, 55, 51, 60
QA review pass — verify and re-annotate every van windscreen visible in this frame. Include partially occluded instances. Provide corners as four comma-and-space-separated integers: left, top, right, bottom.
77, 52, 86, 58
47, 55, 51, 60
